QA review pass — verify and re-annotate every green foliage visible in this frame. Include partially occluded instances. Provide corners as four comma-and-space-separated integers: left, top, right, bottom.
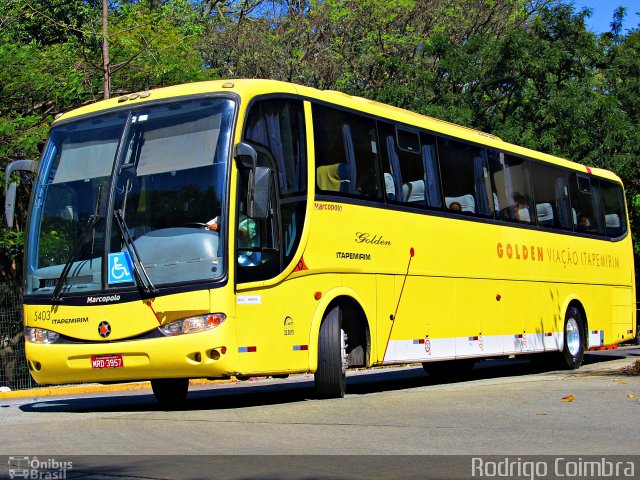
38, 227, 72, 268
0, 229, 24, 282
101, 0, 210, 93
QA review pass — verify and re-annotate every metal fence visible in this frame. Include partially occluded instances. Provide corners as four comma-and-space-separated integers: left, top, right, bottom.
0, 281, 36, 390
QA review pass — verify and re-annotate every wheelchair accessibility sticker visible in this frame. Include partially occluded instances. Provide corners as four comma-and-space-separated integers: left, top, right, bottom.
108, 252, 134, 284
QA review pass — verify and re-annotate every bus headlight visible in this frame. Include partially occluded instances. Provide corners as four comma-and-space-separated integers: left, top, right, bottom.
25, 327, 60, 344
159, 313, 226, 336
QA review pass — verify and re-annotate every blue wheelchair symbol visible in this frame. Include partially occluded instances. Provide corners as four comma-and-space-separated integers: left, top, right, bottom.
108, 252, 134, 284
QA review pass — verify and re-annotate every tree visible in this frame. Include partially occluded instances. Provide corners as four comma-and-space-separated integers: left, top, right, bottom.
0, 0, 210, 281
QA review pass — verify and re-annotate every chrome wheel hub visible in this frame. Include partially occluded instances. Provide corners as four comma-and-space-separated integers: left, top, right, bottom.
340, 329, 348, 374
566, 318, 581, 357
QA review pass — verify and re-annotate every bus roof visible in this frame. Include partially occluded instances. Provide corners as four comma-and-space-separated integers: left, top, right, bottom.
53, 79, 622, 183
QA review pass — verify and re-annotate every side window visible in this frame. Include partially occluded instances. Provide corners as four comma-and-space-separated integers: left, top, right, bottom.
245, 99, 306, 195
313, 104, 382, 200
378, 122, 442, 208
490, 153, 534, 224
600, 180, 627, 238
438, 138, 492, 216
530, 162, 572, 230
239, 98, 308, 283
420, 132, 443, 209
568, 173, 604, 235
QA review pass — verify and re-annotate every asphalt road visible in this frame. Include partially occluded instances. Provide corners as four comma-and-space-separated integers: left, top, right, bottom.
0, 348, 638, 479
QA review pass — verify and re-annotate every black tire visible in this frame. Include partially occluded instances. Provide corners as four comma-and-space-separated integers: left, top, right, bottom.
422, 359, 475, 378
315, 306, 347, 398
151, 378, 189, 406
556, 306, 585, 369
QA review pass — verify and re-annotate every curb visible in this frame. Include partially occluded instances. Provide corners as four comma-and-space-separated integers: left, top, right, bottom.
0, 378, 237, 400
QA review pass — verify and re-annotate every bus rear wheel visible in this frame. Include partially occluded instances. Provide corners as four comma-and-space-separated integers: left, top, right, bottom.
151, 378, 189, 406
315, 306, 347, 398
557, 306, 585, 369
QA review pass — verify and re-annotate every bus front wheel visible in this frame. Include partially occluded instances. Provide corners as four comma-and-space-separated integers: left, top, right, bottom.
151, 378, 189, 406
557, 306, 585, 369
315, 306, 347, 398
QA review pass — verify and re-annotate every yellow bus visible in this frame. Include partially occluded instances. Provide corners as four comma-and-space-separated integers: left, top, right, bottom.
10, 79, 635, 404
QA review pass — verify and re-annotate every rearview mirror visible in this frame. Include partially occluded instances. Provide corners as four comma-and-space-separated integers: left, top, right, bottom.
235, 142, 257, 169
247, 166, 271, 220
4, 159, 38, 228
4, 182, 17, 228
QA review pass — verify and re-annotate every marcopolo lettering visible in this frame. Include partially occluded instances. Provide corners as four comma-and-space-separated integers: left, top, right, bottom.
87, 295, 121, 304
314, 202, 343, 212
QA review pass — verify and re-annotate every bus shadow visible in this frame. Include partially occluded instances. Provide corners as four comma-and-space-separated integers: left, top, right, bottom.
17, 367, 471, 414
18, 351, 634, 414
583, 352, 628, 364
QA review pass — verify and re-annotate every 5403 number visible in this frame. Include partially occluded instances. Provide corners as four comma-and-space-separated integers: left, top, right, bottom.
33, 310, 51, 322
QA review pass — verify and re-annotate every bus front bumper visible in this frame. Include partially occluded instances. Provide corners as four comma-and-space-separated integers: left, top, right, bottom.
25, 331, 235, 385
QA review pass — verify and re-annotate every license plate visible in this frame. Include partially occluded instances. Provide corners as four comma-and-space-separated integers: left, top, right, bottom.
91, 354, 124, 369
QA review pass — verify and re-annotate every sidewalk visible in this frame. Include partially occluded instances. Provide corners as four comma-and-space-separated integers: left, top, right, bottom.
0, 377, 236, 399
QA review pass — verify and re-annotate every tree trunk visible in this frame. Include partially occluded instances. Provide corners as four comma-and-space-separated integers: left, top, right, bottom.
102, 0, 110, 99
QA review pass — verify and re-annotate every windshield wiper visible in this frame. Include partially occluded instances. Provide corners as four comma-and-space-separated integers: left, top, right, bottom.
113, 209, 157, 297
52, 184, 104, 303
51, 214, 100, 303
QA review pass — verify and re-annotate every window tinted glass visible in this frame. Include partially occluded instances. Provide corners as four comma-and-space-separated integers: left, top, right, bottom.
397, 127, 420, 153
438, 138, 492, 216
245, 99, 306, 195
600, 180, 627, 237
530, 162, 572, 230
313, 104, 381, 199
378, 122, 442, 208
491, 153, 534, 224
239, 98, 308, 283
379, 123, 421, 205
110, 100, 233, 287
420, 133, 443, 209
569, 173, 604, 234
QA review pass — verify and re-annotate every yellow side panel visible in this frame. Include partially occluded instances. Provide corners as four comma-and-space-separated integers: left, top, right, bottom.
375, 274, 395, 363
381, 275, 457, 362
235, 275, 334, 375
612, 287, 634, 341
503, 281, 538, 335
539, 283, 565, 334
536, 283, 563, 336
455, 278, 503, 357
456, 278, 503, 336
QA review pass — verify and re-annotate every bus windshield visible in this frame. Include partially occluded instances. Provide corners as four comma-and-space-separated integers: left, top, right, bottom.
26, 97, 235, 297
